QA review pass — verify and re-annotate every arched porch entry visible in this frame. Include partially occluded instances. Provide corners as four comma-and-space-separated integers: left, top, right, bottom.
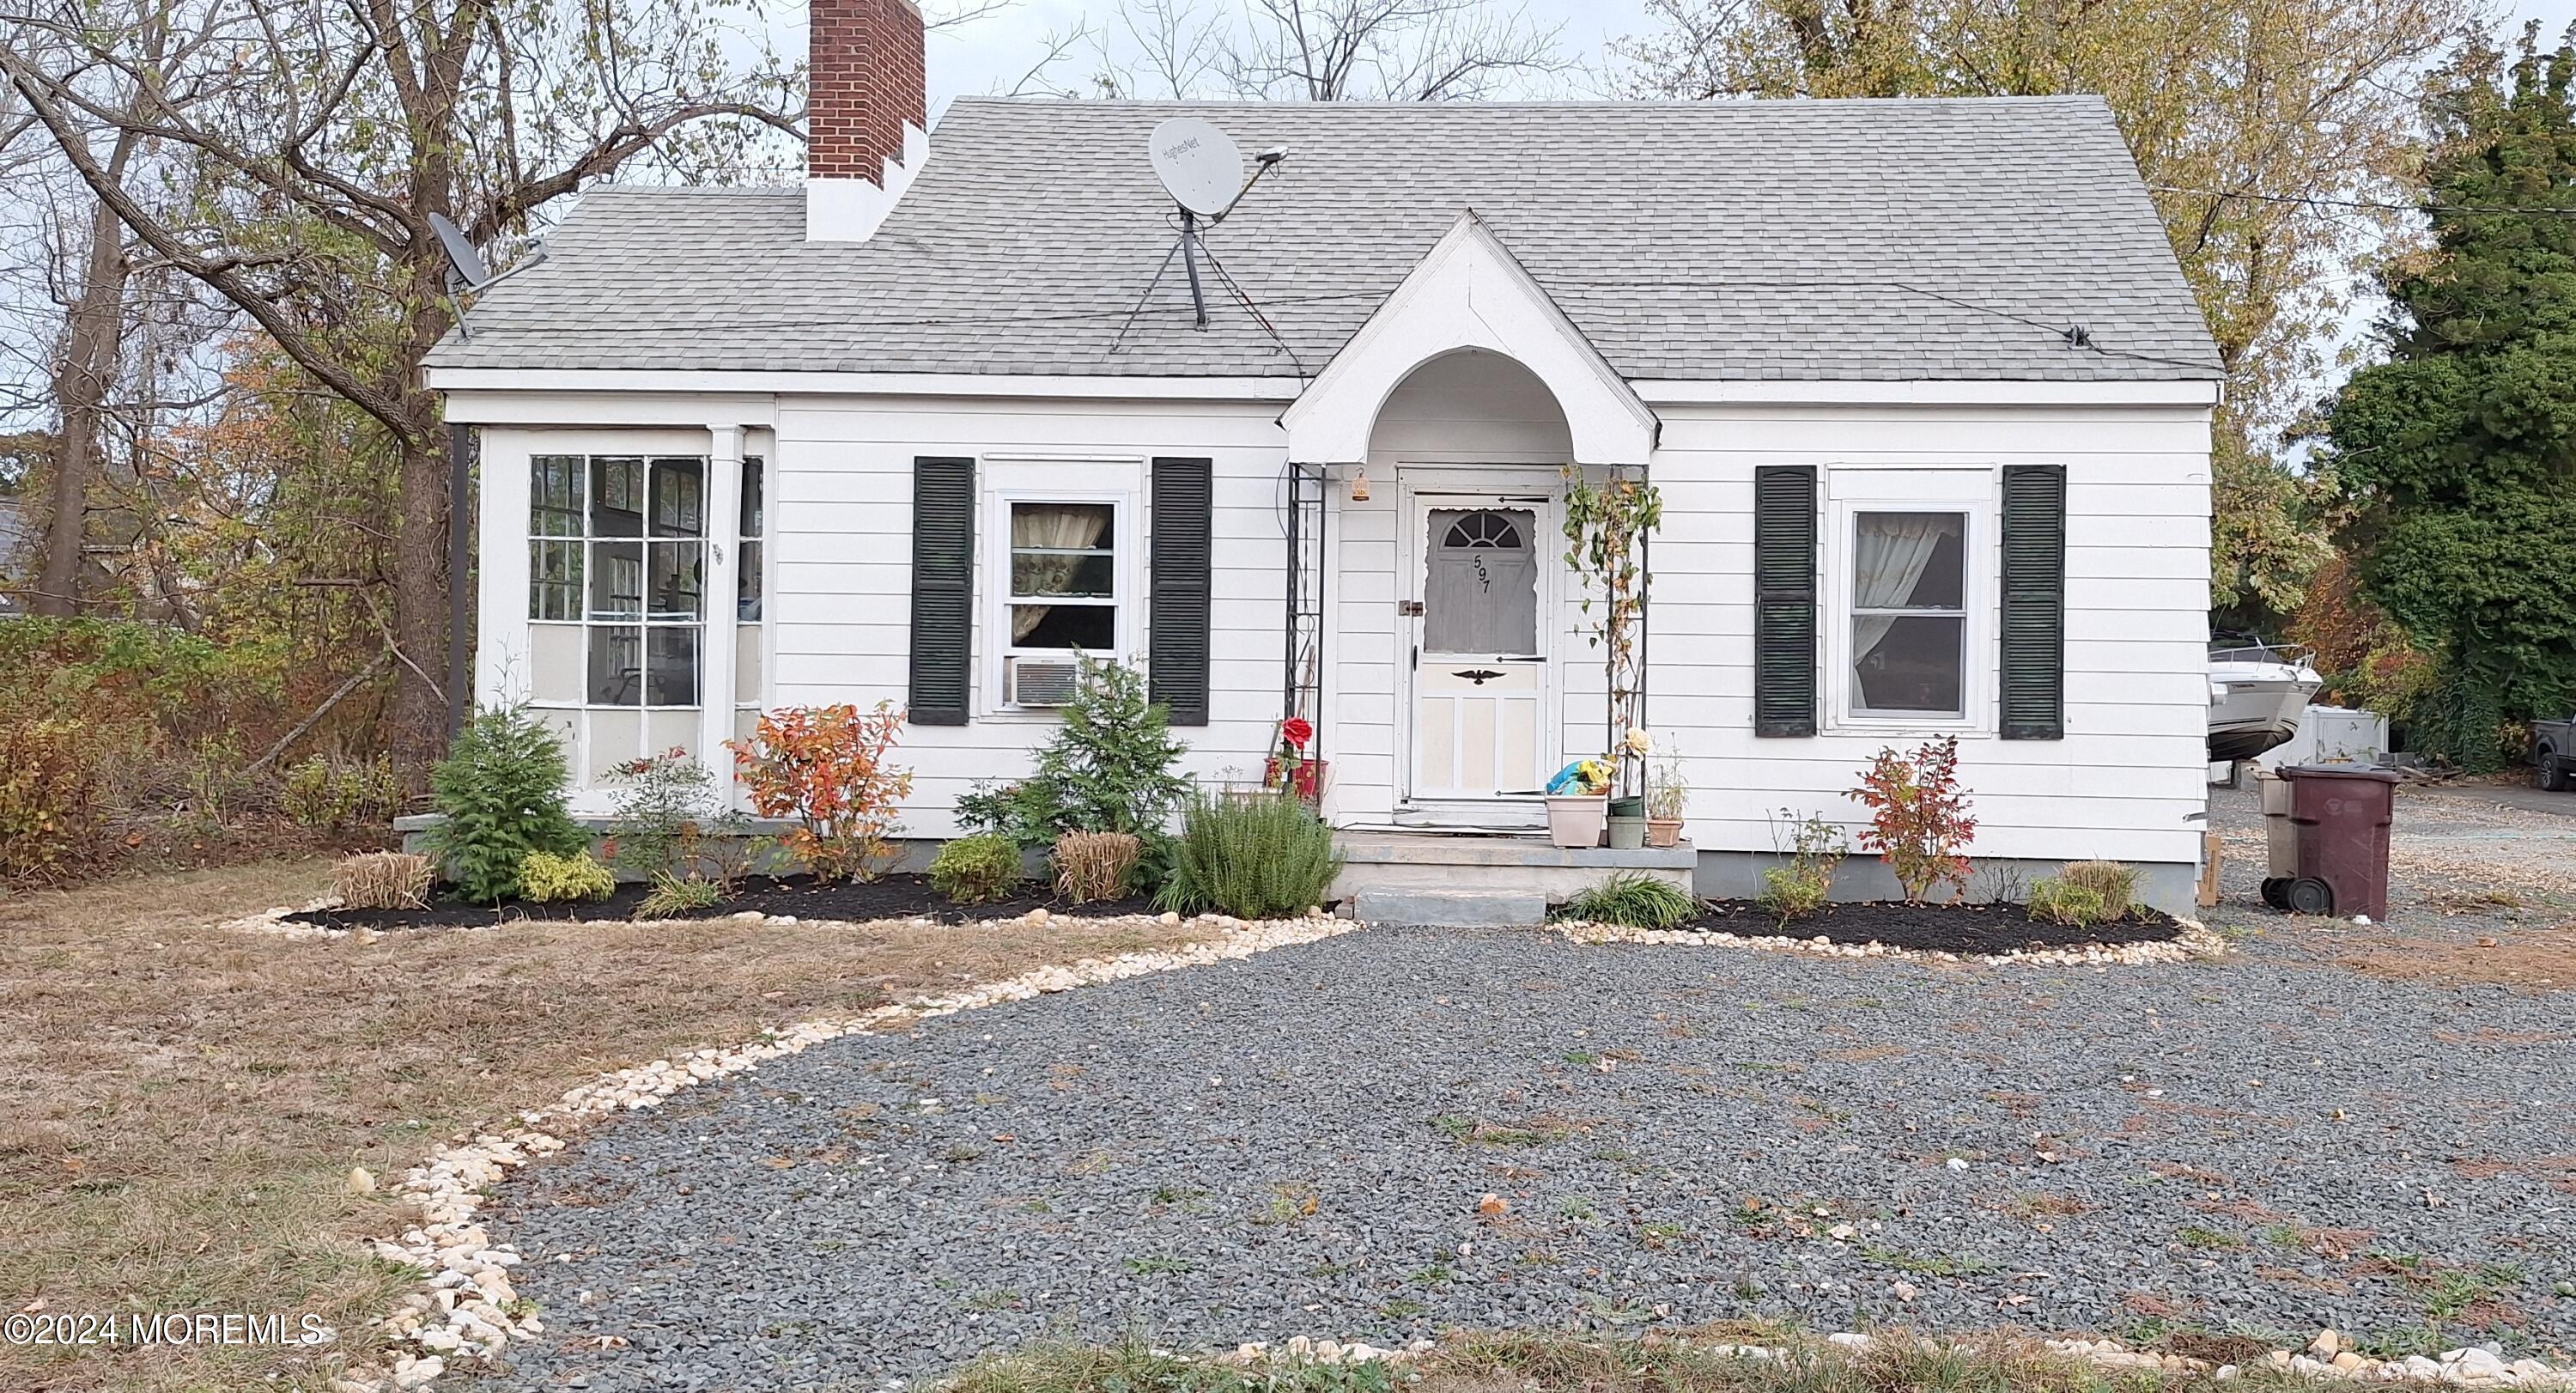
1278, 213, 1657, 829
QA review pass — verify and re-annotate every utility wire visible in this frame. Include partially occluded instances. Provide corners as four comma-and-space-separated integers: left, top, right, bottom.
2151, 184, 2576, 217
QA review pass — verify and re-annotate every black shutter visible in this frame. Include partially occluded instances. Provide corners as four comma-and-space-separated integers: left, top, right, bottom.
1753, 465, 1819, 738
2000, 464, 2067, 740
908, 457, 975, 726
1148, 457, 1213, 727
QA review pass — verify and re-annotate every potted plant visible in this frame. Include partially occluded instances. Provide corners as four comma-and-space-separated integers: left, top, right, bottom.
1607, 727, 1655, 849
1262, 715, 1325, 805
1545, 757, 1612, 849
1645, 753, 1687, 848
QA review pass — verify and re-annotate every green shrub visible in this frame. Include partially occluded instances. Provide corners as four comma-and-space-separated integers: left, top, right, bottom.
957, 657, 1190, 851
1154, 793, 1341, 920
635, 870, 724, 920
0, 721, 107, 887
280, 753, 403, 831
1757, 864, 1831, 923
423, 705, 586, 903
1557, 872, 1698, 929
604, 750, 752, 882
2057, 860, 2137, 918
931, 834, 1024, 904
2026, 878, 2111, 928
519, 850, 617, 903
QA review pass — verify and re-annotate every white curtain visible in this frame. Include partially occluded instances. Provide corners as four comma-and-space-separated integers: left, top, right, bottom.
1012, 504, 1110, 642
1850, 514, 1957, 664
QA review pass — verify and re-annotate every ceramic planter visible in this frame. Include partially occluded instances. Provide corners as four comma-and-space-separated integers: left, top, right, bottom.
1606, 813, 1647, 850
1643, 817, 1685, 849
1545, 794, 1607, 849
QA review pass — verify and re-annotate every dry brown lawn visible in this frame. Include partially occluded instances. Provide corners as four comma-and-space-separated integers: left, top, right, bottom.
0, 861, 1214, 1392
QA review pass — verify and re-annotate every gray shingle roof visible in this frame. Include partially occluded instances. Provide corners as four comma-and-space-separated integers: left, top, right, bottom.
425, 96, 2223, 381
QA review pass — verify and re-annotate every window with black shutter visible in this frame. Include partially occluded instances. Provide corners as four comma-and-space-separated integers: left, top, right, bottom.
1148, 457, 1213, 726
1753, 465, 1820, 737
908, 457, 975, 725
1999, 464, 2067, 739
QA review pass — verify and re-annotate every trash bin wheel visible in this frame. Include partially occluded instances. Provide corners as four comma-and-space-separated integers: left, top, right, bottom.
2286, 877, 2336, 917
2260, 877, 2292, 910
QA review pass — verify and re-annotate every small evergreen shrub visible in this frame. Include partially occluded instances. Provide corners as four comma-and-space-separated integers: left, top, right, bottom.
635, 870, 724, 920
2027, 879, 2111, 928
1557, 872, 1698, 929
1052, 830, 1142, 903
422, 706, 586, 903
605, 750, 724, 879
957, 657, 1191, 850
1154, 793, 1340, 920
519, 850, 616, 904
331, 851, 434, 910
0, 720, 106, 887
279, 754, 402, 831
2058, 860, 2137, 918
930, 834, 1024, 904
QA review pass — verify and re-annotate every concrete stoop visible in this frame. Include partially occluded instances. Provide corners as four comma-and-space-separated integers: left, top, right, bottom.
1333, 831, 1693, 926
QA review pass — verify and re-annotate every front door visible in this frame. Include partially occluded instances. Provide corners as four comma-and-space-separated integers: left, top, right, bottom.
1408, 501, 1548, 807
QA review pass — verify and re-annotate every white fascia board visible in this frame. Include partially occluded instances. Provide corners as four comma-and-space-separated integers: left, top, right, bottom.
426, 368, 1302, 404
441, 391, 780, 428
1632, 379, 2225, 407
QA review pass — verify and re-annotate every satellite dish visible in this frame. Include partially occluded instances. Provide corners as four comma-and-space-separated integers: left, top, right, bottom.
1148, 117, 1244, 218
428, 212, 490, 289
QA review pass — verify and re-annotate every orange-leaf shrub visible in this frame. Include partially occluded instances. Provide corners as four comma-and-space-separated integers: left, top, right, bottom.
0, 721, 108, 887
729, 703, 914, 883
1849, 735, 1977, 904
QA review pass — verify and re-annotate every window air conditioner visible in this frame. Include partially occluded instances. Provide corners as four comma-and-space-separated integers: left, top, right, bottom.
1005, 657, 1081, 708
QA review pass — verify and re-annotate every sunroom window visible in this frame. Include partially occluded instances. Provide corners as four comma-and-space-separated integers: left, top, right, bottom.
1848, 510, 1967, 718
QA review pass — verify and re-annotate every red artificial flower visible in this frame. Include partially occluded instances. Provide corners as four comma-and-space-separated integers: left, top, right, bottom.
1280, 717, 1314, 749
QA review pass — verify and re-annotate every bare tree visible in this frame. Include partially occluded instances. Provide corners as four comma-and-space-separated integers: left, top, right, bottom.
1056, 0, 1577, 100
2, 0, 799, 765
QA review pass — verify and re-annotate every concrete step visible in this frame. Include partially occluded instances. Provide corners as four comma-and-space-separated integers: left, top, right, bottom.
1353, 889, 1550, 928
1331, 831, 1694, 905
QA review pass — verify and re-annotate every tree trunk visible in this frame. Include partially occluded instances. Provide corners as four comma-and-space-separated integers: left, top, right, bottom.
388, 417, 451, 772
34, 173, 132, 618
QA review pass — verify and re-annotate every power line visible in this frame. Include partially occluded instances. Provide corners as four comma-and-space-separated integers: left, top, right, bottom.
2151, 184, 2576, 217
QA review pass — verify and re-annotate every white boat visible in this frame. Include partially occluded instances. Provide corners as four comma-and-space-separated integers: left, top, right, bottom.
2208, 642, 2323, 763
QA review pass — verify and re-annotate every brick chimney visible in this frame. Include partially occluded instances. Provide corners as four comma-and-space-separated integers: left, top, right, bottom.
805, 0, 927, 242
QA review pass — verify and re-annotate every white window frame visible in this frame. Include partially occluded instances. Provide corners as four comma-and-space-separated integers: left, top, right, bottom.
1821, 466, 1998, 736
978, 457, 1145, 719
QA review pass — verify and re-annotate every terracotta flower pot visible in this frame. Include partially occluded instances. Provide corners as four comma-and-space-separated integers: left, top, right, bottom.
1643, 817, 1685, 849
1545, 794, 1606, 849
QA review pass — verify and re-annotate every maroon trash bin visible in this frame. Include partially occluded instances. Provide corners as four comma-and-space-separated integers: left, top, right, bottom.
2269, 765, 2399, 920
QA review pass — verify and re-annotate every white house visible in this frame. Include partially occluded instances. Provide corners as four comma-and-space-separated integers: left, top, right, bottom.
426, 0, 2224, 913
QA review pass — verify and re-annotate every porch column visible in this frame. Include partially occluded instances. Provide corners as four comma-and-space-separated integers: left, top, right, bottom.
700, 423, 744, 797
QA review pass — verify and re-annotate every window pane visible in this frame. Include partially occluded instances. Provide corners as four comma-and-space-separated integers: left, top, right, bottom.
531, 456, 584, 536
737, 540, 763, 620
588, 625, 643, 704
587, 709, 640, 782
1011, 502, 1112, 551
591, 458, 644, 537
648, 540, 703, 619
1852, 613, 1964, 716
589, 539, 644, 619
1853, 512, 1965, 611
739, 458, 764, 538
530, 623, 583, 703
1010, 551, 1115, 599
735, 622, 761, 707
1012, 602, 1115, 651
529, 540, 582, 620
647, 627, 700, 707
649, 458, 704, 538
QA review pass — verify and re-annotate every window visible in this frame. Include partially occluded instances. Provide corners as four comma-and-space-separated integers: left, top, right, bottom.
1848, 510, 1967, 718
1007, 500, 1118, 653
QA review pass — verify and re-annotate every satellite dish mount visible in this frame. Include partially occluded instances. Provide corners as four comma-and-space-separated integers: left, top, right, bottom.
1145, 117, 1285, 331
428, 211, 547, 341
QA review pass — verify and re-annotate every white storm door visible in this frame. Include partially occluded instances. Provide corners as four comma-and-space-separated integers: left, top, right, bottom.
1410, 503, 1546, 800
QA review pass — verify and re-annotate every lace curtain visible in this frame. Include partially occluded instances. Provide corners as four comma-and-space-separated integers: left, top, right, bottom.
1011, 503, 1111, 642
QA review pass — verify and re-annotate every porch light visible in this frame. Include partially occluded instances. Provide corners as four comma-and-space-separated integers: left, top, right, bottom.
1348, 468, 1370, 502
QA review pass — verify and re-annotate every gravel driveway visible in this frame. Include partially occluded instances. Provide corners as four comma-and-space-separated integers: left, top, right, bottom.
476, 792, 2576, 1392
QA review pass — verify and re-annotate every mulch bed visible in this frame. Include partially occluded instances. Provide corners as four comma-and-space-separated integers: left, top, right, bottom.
1677, 899, 2183, 954
286, 873, 1160, 933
